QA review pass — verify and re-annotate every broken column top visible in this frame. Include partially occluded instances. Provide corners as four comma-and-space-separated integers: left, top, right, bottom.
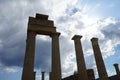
36, 13, 48, 20
72, 35, 82, 40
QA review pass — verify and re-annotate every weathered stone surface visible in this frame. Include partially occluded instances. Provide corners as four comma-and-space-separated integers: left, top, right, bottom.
36, 13, 48, 20
28, 17, 54, 27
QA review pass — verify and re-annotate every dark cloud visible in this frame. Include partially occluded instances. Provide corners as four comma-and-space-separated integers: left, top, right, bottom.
0, 36, 25, 67
0, 0, 52, 72
0, 33, 52, 71
101, 22, 120, 40
0, 0, 27, 67
34, 38, 51, 71
0, 0, 9, 3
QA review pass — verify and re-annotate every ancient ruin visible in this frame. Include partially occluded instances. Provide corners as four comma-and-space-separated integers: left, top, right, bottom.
22, 13, 120, 80
22, 14, 61, 80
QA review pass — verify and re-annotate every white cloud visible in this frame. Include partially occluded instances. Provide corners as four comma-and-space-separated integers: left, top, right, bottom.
0, 65, 18, 73
107, 70, 116, 77
4, 67, 18, 73
61, 50, 77, 78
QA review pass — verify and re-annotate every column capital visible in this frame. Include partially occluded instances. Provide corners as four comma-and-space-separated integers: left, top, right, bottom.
91, 37, 98, 45
72, 35, 82, 40
42, 71, 45, 73
91, 37, 98, 42
114, 63, 119, 67
27, 30, 37, 36
50, 32, 61, 37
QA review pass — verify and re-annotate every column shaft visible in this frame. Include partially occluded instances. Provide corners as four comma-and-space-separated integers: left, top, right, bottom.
34, 72, 36, 80
113, 63, 120, 79
72, 35, 89, 80
51, 32, 61, 80
87, 69, 95, 80
42, 72, 45, 80
91, 38, 109, 80
22, 31, 36, 80
49, 72, 52, 80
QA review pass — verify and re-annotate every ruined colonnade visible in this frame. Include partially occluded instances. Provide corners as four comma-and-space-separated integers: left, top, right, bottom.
22, 13, 120, 80
22, 14, 61, 80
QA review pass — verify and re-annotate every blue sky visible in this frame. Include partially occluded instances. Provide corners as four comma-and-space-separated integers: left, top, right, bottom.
0, 0, 120, 80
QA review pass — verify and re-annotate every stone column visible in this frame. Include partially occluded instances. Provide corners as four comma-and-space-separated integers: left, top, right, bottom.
49, 72, 52, 80
22, 31, 36, 80
51, 32, 61, 80
41, 72, 45, 80
72, 35, 89, 80
34, 72, 36, 80
91, 38, 109, 80
87, 69, 95, 80
113, 63, 120, 79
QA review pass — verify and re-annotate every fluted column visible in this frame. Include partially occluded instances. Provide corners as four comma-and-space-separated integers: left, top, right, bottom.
91, 38, 109, 80
113, 63, 120, 79
50, 32, 61, 80
41, 72, 45, 80
22, 31, 36, 80
72, 35, 89, 80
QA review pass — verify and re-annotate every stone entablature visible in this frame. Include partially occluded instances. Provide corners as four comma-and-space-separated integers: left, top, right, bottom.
28, 14, 56, 35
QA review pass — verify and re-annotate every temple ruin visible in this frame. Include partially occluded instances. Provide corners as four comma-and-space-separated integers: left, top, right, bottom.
22, 13, 120, 80
22, 13, 61, 80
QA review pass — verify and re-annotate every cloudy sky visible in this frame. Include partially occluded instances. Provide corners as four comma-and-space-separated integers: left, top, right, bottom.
0, 0, 120, 80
